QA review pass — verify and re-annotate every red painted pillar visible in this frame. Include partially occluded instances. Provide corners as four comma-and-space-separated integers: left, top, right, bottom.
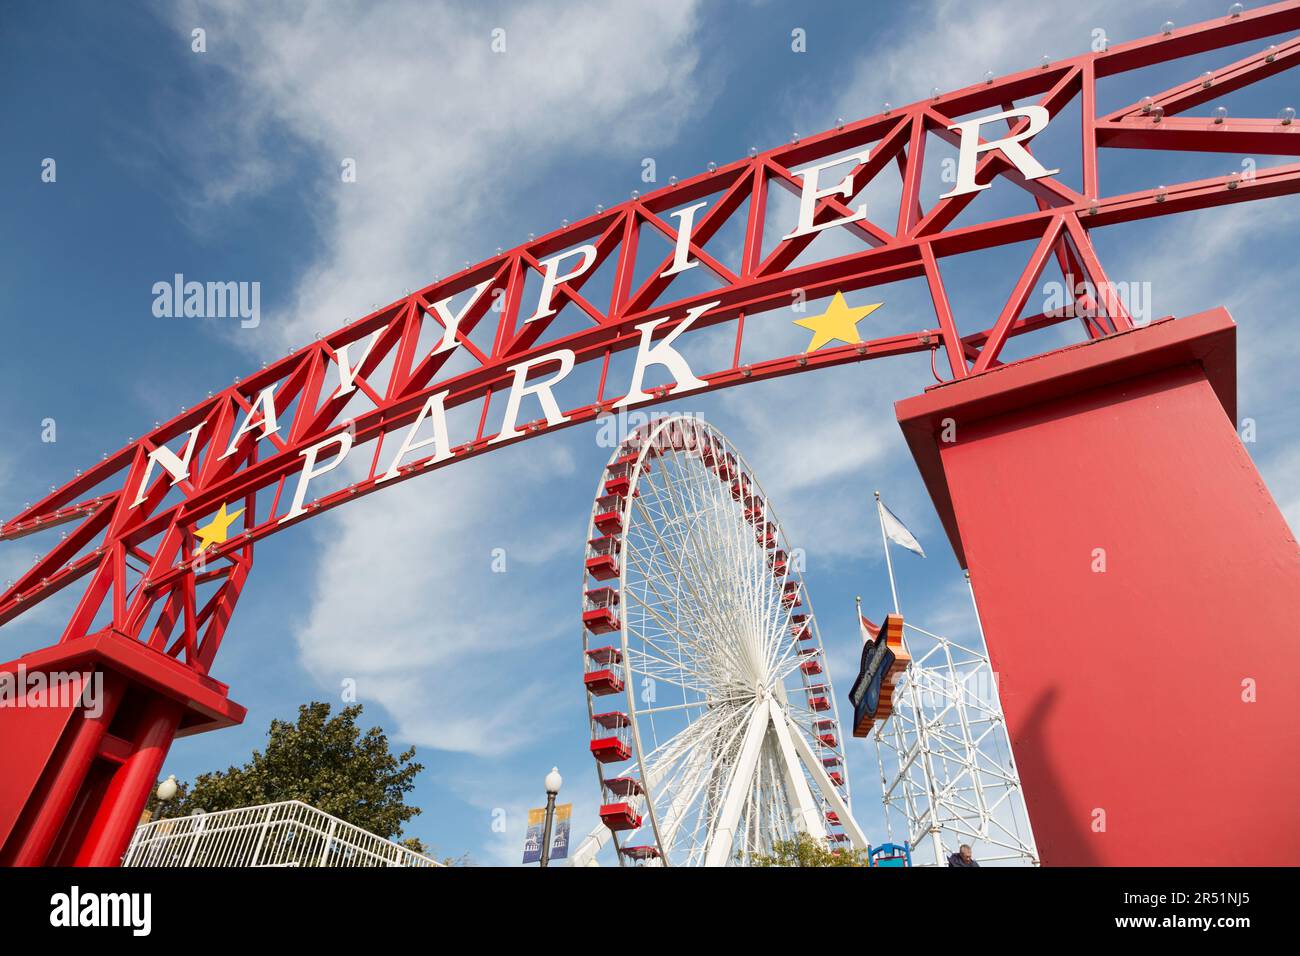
0, 631, 246, 866
8, 671, 125, 866
75, 694, 184, 866
896, 308, 1300, 866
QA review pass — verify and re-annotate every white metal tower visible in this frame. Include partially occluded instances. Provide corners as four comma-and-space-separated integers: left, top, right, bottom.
870, 572, 1039, 866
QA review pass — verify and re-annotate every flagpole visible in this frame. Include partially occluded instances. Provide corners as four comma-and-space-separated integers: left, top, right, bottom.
877, 491, 943, 865
875, 490, 900, 615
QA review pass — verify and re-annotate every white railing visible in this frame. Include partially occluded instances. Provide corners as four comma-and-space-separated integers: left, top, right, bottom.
123, 799, 444, 868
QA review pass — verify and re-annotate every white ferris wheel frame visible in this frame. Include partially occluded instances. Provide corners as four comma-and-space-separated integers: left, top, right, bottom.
570, 415, 867, 866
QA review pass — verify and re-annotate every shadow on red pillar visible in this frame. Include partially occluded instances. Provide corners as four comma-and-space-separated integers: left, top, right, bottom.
896, 308, 1300, 866
0, 629, 244, 866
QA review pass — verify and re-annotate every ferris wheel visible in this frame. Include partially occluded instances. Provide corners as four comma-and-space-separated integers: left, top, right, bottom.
569, 415, 867, 866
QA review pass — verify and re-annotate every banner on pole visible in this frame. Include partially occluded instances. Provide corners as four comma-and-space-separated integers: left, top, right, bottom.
521, 803, 573, 864
521, 808, 546, 864
550, 803, 572, 861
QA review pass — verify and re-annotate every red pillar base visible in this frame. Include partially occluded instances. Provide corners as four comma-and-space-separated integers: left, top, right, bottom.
896, 308, 1300, 866
0, 629, 245, 866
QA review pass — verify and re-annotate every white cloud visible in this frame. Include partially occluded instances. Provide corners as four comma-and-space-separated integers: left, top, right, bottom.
168, 0, 711, 764
709, 360, 923, 560
173, 0, 706, 355
826, 0, 1169, 126
1114, 196, 1300, 537
294, 441, 579, 757
1120, 199, 1300, 402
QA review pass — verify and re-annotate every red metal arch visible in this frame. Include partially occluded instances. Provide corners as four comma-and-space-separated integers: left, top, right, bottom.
2, 1, 1299, 866
4, 1, 1299, 672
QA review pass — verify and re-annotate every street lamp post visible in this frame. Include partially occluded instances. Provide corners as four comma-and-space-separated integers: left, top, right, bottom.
155, 775, 178, 802
539, 767, 562, 868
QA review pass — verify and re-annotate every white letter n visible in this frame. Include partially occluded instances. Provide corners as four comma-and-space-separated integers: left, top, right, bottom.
129, 425, 205, 508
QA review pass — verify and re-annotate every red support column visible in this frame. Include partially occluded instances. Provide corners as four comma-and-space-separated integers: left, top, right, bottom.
76, 694, 184, 866
0, 630, 245, 866
896, 308, 1300, 866
7, 671, 125, 866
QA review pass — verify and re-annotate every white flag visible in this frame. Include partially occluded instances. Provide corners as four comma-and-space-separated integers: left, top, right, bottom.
878, 499, 925, 557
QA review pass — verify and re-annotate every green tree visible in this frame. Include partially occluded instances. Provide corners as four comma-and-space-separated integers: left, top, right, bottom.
148, 701, 423, 841
750, 832, 872, 867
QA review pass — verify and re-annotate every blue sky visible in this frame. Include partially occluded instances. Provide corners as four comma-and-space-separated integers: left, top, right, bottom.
2, 0, 1298, 864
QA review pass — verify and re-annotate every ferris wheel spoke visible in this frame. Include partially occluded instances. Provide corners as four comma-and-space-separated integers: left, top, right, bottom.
627, 495, 753, 677
621, 593, 738, 689
624, 658, 711, 697
622, 564, 735, 663
636, 699, 750, 774
648, 702, 757, 862
642, 709, 749, 803
654, 744, 717, 855
633, 696, 747, 718
646, 459, 753, 629
624, 521, 747, 666
773, 653, 811, 685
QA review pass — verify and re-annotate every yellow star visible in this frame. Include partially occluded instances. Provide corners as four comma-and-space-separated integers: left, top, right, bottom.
193, 503, 244, 555
793, 292, 883, 352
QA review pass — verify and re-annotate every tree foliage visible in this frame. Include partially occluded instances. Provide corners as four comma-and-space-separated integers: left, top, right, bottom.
750, 831, 871, 867
147, 702, 424, 841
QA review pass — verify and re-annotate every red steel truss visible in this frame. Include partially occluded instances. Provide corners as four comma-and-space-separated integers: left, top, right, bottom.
1, 1, 1299, 865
